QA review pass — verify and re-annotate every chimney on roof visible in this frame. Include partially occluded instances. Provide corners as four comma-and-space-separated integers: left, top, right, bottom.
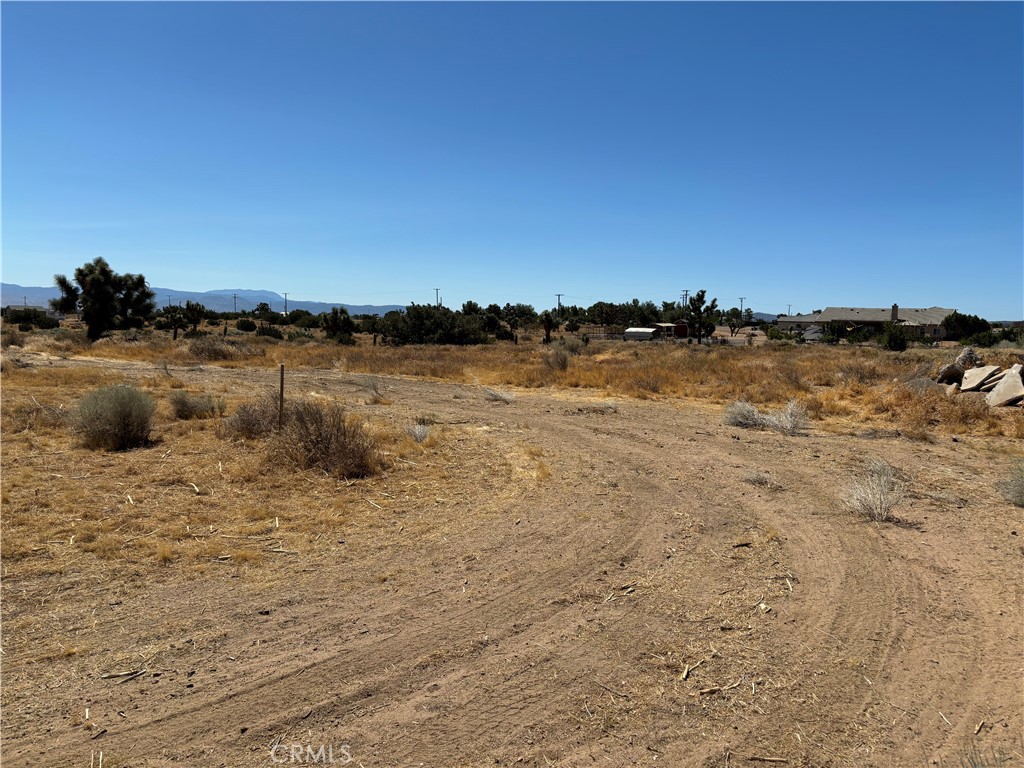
891, 303, 899, 323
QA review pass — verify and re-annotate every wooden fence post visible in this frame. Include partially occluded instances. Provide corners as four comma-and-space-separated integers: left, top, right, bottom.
278, 363, 285, 429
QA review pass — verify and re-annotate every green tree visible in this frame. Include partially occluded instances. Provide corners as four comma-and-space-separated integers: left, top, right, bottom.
941, 311, 989, 341
686, 289, 718, 345
321, 307, 357, 343
723, 307, 744, 337
49, 274, 80, 315
161, 306, 187, 340
879, 323, 908, 351
52, 258, 156, 341
540, 311, 555, 344
183, 301, 206, 333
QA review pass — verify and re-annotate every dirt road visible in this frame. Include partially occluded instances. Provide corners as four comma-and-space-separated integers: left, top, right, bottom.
3, 360, 1021, 766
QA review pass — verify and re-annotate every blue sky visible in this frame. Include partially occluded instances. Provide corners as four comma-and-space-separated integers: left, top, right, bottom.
3, 2, 1022, 317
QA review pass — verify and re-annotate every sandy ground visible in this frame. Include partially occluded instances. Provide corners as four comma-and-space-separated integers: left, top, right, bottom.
2, 356, 1022, 767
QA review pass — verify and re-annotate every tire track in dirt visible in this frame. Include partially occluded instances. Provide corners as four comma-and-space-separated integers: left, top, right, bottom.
8, 360, 1021, 767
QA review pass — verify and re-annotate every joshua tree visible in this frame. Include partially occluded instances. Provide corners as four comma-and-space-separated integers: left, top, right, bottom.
686, 289, 718, 345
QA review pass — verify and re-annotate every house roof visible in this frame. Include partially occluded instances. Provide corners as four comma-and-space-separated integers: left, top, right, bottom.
778, 313, 821, 323
624, 327, 656, 334
817, 306, 955, 325
651, 323, 678, 329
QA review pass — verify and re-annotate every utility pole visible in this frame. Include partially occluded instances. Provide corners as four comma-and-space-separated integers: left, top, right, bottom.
434, 288, 440, 307
555, 293, 563, 318
166, 294, 172, 308
232, 293, 238, 313
283, 293, 288, 313
680, 290, 690, 307
739, 297, 746, 313
787, 304, 792, 316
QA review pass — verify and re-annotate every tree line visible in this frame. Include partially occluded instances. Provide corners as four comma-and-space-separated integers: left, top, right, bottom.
42, 258, 1018, 348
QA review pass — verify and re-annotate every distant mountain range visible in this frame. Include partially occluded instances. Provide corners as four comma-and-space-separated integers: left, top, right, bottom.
0, 283, 403, 316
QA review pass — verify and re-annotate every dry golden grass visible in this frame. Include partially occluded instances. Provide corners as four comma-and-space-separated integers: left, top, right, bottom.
8, 330, 1023, 447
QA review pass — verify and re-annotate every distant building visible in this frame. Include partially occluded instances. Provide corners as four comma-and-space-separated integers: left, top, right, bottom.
776, 312, 821, 333
651, 321, 689, 338
623, 327, 657, 341
2, 304, 60, 319
777, 305, 955, 339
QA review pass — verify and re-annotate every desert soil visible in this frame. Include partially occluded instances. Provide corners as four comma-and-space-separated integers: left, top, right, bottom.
2, 356, 1021, 767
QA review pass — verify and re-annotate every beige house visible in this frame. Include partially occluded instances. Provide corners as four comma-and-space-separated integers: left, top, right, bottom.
777, 305, 955, 339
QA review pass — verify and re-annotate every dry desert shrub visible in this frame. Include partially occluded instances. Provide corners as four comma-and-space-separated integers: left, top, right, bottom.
724, 399, 807, 435
723, 400, 763, 429
222, 394, 281, 439
169, 390, 226, 420
75, 385, 155, 450
767, 400, 809, 435
4, 398, 69, 432
1, 326, 26, 349
845, 459, 905, 523
187, 336, 236, 361
361, 375, 391, 404
405, 423, 431, 443
543, 346, 572, 372
273, 399, 381, 478
876, 385, 1002, 438
743, 471, 782, 491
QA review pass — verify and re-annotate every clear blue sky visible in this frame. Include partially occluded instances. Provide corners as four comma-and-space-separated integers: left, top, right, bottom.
3, 2, 1022, 318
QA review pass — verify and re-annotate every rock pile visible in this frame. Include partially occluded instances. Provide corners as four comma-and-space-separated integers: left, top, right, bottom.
934, 348, 1024, 408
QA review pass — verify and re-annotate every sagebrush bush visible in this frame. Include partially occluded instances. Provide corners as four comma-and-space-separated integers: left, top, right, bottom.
543, 347, 571, 372
236, 318, 257, 332
1, 327, 26, 349
188, 336, 235, 361
723, 400, 763, 429
723, 399, 807, 435
274, 399, 381, 478
256, 324, 283, 339
845, 459, 905, 522
406, 423, 431, 443
169, 391, 226, 420
76, 385, 155, 450
766, 400, 808, 435
222, 394, 280, 439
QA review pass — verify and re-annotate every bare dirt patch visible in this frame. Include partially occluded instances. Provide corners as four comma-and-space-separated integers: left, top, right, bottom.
2, 351, 1021, 767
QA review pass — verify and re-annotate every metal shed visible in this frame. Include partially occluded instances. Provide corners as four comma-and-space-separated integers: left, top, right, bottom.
623, 327, 656, 341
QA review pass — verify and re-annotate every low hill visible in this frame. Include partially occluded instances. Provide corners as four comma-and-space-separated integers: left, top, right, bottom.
0, 283, 403, 316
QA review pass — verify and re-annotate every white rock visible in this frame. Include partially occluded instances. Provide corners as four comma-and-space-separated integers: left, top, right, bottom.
986, 364, 1024, 407
961, 365, 1001, 392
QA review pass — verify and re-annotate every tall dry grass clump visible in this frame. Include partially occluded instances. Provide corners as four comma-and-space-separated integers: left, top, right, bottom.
169, 391, 226, 420
844, 459, 905, 523
273, 399, 381, 478
75, 385, 155, 450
